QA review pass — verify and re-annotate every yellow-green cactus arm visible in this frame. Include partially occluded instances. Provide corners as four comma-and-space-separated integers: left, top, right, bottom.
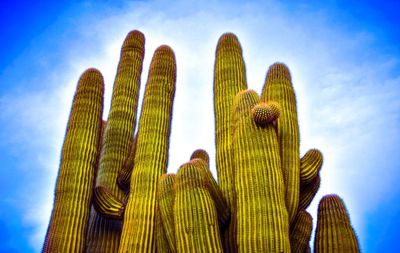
117, 135, 137, 191
86, 30, 145, 253
233, 90, 290, 252
213, 33, 248, 252
118, 45, 176, 252
174, 161, 223, 253
155, 200, 173, 253
261, 63, 300, 223
300, 149, 323, 185
93, 186, 126, 220
290, 210, 313, 253
157, 173, 177, 252
299, 175, 321, 210
314, 194, 360, 253
43, 68, 104, 253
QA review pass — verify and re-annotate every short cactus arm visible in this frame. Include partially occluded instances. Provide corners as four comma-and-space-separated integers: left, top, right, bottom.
299, 175, 321, 210
93, 186, 126, 220
261, 63, 300, 223
233, 90, 290, 252
300, 149, 323, 184
119, 45, 176, 252
157, 173, 177, 252
86, 30, 145, 252
314, 194, 360, 253
43, 68, 104, 253
290, 210, 313, 253
174, 161, 223, 253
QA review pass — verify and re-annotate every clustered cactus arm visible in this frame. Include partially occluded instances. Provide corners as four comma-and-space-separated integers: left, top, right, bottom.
44, 29, 361, 253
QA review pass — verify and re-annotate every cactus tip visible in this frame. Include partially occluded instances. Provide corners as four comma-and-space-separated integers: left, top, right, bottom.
252, 101, 280, 127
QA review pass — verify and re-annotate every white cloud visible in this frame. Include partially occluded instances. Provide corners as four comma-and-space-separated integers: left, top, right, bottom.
1, 0, 399, 251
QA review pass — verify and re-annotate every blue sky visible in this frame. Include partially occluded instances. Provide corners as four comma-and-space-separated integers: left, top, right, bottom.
0, 0, 399, 252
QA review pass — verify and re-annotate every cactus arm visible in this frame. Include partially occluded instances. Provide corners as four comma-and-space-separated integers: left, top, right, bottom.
174, 161, 223, 253
261, 63, 300, 223
190, 149, 210, 167
299, 175, 321, 210
117, 135, 137, 191
86, 30, 145, 253
118, 45, 176, 252
289, 210, 313, 253
300, 149, 323, 185
157, 174, 177, 252
155, 201, 173, 253
233, 90, 290, 252
213, 33, 248, 252
43, 68, 104, 253
93, 186, 126, 220
314, 195, 360, 253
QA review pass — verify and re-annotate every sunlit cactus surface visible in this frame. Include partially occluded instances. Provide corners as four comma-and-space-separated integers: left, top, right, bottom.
43, 30, 360, 253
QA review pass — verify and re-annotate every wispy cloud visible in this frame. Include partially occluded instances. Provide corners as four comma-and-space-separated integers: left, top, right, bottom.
1, 0, 399, 251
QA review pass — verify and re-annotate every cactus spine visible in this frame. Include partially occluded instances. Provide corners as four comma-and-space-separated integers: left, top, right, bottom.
233, 90, 290, 252
118, 45, 176, 252
43, 68, 104, 252
315, 194, 360, 253
261, 63, 300, 223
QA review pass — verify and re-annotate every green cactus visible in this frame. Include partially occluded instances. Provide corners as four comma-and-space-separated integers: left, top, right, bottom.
118, 45, 176, 252
43, 68, 104, 253
314, 194, 360, 253
43, 30, 362, 253
86, 30, 145, 253
174, 161, 223, 252
289, 210, 313, 253
233, 89, 290, 252
157, 173, 177, 252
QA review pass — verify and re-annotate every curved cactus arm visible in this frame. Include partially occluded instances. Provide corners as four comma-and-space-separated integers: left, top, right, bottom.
191, 158, 230, 228
261, 63, 300, 223
290, 210, 313, 253
299, 175, 321, 210
174, 161, 223, 253
43, 68, 104, 253
314, 194, 360, 253
213, 33, 248, 252
300, 149, 323, 185
233, 90, 290, 252
155, 201, 173, 253
117, 135, 137, 191
93, 186, 126, 220
86, 30, 146, 253
157, 173, 177, 252
118, 45, 176, 252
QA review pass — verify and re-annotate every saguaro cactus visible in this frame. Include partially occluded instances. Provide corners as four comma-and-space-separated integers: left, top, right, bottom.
43, 68, 104, 252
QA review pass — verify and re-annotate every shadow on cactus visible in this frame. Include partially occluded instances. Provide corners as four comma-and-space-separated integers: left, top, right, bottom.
43, 30, 360, 253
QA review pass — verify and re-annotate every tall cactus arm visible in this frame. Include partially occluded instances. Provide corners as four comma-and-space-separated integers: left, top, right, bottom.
233, 90, 290, 252
213, 33, 248, 252
314, 194, 360, 253
290, 210, 313, 253
43, 68, 104, 253
261, 63, 300, 223
118, 45, 176, 252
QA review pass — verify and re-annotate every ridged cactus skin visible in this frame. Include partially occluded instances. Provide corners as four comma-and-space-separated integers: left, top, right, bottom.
213, 33, 248, 252
117, 135, 137, 191
93, 186, 126, 220
43, 68, 104, 252
261, 63, 300, 223
314, 194, 360, 253
174, 161, 223, 253
155, 202, 173, 253
157, 174, 177, 252
118, 45, 176, 252
233, 90, 290, 252
290, 210, 313, 253
299, 175, 321, 210
300, 149, 323, 184
86, 30, 145, 253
